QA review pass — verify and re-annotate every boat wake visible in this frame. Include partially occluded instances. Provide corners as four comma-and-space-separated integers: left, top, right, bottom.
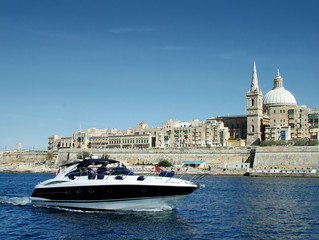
32, 204, 173, 213
0, 196, 32, 206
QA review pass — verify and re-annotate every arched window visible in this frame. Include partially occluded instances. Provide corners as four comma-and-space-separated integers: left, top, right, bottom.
251, 99, 255, 106
251, 125, 255, 133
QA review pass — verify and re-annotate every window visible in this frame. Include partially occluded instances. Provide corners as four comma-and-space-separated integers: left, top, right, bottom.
251, 125, 255, 132
251, 99, 255, 106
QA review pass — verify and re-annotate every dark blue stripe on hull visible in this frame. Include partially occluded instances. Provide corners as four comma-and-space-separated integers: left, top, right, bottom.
33, 196, 177, 203
31, 185, 196, 201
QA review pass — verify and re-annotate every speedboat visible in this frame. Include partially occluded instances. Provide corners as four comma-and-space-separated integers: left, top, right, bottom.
30, 158, 203, 211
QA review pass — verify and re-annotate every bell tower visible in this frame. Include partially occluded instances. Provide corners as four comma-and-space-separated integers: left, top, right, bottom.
246, 62, 263, 145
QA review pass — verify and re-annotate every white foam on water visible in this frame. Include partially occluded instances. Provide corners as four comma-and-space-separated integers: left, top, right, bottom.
32, 203, 171, 213
130, 206, 173, 212
0, 196, 32, 206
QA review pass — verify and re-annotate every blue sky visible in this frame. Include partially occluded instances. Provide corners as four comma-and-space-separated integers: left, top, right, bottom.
1, 0, 319, 150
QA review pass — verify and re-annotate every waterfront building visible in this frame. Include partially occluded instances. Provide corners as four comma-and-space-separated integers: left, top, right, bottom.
206, 116, 247, 140
159, 120, 192, 148
103, 133, 152, 149
206, 63, 319, 145
48, 135, 73, 151
262, 69, 319, 142
157, 119, 229, 148
48, 119, 229, 150
48, 63, 318, 150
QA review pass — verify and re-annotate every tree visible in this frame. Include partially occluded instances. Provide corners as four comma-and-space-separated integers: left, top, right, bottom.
157, 160, 172, 167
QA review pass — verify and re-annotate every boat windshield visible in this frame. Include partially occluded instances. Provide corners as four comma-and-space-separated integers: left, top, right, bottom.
63, 159, 134, 179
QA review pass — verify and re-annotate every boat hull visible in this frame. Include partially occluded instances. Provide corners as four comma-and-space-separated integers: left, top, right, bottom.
30, 184, 197, 211
31, 195, 189, 211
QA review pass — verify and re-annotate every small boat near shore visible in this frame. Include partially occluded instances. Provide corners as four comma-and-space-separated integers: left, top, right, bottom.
30, 158, 203, 211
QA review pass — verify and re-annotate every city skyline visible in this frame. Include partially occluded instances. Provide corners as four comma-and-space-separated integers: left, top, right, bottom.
1, 0, 319, 150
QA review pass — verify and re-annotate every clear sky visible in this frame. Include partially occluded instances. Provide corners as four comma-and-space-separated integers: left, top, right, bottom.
1, 0, 319, 150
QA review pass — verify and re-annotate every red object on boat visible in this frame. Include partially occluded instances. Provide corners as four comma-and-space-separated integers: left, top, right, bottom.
56, 167, 61, 175
155, 165, 163, 171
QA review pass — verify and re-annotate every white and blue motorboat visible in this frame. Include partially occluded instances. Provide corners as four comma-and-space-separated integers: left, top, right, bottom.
30, 159, 202, 211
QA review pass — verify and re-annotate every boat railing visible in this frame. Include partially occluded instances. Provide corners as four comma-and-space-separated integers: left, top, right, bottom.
67, 166, 203, 183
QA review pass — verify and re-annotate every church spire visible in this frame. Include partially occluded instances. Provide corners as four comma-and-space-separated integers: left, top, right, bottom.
246, 61, 263, 146
250, 61, 259, 91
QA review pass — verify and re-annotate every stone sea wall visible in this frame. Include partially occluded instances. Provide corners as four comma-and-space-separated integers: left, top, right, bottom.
56, 148, 251, 167
253, 146, 319, 169
1, 146, 319, 173
0, 148, 250, 173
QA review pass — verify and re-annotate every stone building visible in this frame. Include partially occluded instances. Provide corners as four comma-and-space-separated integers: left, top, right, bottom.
157, 119, 229, 148
206, 62, 319, 145
246, 62, 264, 145
48, 119, 229, 151
206, 116, 247, 140
48, 63, 318, 150
252, 64, 319, 143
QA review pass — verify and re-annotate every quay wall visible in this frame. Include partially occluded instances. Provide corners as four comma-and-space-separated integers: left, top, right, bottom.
56, 148, 251, 167
253, 146, 319, 169
1, 147, 319, 173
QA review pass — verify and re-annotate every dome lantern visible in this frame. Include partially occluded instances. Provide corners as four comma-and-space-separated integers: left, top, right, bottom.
263, 69, 297, 106
273, 69, 283, 89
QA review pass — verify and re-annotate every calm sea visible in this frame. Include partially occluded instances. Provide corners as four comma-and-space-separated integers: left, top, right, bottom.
0, 173, 318, 240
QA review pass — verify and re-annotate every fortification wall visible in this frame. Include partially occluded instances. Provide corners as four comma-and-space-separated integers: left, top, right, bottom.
2, 146, 319, 173
253, 146, 319, 169
0, 151, 57, 172
56, 148, 251, 167
0, 151, 53, 163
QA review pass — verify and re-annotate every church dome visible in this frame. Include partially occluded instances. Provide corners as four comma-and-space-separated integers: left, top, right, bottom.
263, 70, 297, 106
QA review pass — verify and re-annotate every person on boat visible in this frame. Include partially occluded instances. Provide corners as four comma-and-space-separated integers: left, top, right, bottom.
88, 162, 97, 179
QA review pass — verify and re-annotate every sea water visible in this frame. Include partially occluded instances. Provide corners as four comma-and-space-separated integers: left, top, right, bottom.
0, 173, 318, 239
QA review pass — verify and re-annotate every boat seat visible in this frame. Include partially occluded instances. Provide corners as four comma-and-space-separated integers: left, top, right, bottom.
137, 176, 145, 181
68, 173, 75, 180
97, 172, 104, 179
159, 170, 167, 177
167, 171, 175, 178
88, 172, 96, 180
115, 175, 123, 180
